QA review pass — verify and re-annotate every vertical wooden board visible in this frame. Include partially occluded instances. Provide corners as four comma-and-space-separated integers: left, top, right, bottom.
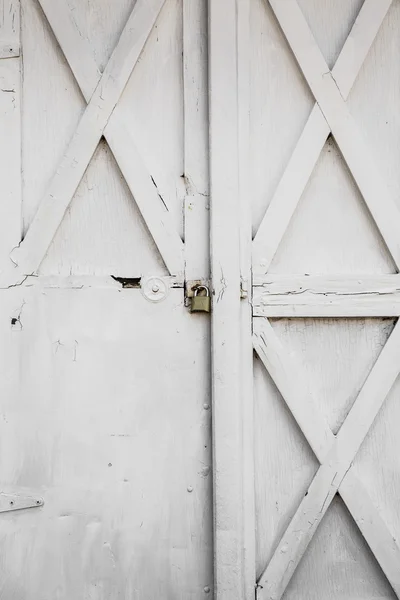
268, 138, 395, 275
249, 0, 313, 235
282, 497, 396, 600
209, 0, 252, 597
0, 0, 20, 272
183, 0, 209, 282
237, 0, 256, 596
118, 0, 185, 239
0, 288, 212, 599
348, 1, 400, 211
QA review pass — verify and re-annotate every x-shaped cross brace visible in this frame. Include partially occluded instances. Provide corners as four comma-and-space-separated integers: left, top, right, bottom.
10, 0, 184, 278
253, 0, 400, 273
252, 2, 400, 597
254, 318, 400, 600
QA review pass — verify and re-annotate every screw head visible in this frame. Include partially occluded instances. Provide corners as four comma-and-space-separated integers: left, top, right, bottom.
187, 486, 193, 493
152, 284, 160, 293
204, 586, 211, 594
203, 403, 210, 410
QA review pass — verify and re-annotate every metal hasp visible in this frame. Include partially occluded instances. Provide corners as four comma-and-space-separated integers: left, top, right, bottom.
0, 493, 43, 513
190, 285, 211, 313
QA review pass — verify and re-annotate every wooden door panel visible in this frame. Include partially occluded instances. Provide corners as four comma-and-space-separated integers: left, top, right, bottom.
248, 1, 400, 599
0, 0, 211, 597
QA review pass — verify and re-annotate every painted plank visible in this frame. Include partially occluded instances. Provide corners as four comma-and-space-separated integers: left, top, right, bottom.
253, 0, 392, 273
209, 0, 249, 596
268, 0, 400, 270
253, 275, 400, 317
0, 0, 20, 280
11, 0, 167, 276
254, 319, 400, 599
255, 319, 400, 599
37, 0, 184, 278
0, 0, 19, 57
183, 0, 209, 282
237, 0, 256, 596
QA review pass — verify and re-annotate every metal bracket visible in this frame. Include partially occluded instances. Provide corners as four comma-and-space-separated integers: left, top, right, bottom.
0, 493, 43, 513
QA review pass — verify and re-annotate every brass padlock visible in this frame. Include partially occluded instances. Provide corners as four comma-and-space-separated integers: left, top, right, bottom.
191, 286, 211, 313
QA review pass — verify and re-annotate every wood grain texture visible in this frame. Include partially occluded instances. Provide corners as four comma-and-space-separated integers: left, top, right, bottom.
4, 2, 213, 598
183, 0, 209, 282
0, 0, 19, 57
0, 0, 21, 277
209, 0, 250, 596
237, 0, 256, 597
253, 275, 400, 317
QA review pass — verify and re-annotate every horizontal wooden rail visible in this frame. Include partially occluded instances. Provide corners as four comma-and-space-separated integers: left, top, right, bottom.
253, 275, 400, 317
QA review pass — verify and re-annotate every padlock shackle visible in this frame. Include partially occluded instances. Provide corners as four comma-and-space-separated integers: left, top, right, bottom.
194, 285, 210, 297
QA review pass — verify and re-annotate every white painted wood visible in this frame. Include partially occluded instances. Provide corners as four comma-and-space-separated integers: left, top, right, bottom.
209, 0, 249, 596
255, 319, 400, 599
251, 0, 400, 600
0, 0, 19, 57
237, 0, 256, 596
0, 285, 212, 598
11, 0, 168, 276
36, 0, 184, 279
0, 274, 182, 291
0, 0, 20, 278
253, 0, 392, 273
253, 274, 400, 317
254, 318, 400, 599
183, 0, 209, 282
268, 0, 400, 270
5, 2, 212, 597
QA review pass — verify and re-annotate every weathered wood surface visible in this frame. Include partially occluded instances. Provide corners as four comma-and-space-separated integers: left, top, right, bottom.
183, 0, 209, 283
253, 275, 400, 317
253, 0, 393, 274
250, 1, 400, 599
0, 286, 212, 598
0, 0, 21, 276
209, 0, 256, 597
0, 0, 212, 598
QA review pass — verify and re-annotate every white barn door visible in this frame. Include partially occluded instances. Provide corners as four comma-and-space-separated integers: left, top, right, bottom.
210, 1, 400, 599
0, 0, 212, 598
